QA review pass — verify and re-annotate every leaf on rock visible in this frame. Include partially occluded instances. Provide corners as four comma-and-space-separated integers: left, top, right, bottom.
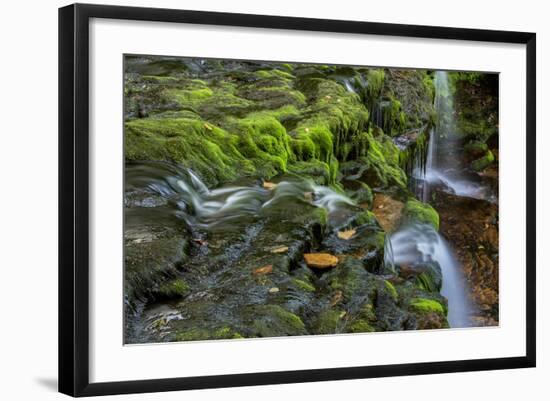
263, 181, 277, 190
253, 265, 273, 276
337, 229, 356, 240
304, 253, 339, 269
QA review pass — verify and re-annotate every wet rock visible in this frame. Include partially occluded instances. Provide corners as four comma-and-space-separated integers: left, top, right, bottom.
433, 190, 498, 325
371, 194, 405, 232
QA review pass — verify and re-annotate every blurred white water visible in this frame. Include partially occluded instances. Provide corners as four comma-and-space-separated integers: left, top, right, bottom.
388, 223, 474, 328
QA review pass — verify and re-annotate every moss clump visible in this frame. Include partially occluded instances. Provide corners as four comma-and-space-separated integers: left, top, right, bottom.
233, 111, 294, 178
352, 130, 407, 189
348, 319, 375, 333
416, 272, 437, 293
313, 309, 343, 334
384, 280, 398, 302
409, 298, 445, 315
353, 210, 378, 227
346, 182, 373, 206
251, 305, 306, 337
464, 140, 488, 157
125, 117, 249, 186
292, 278, 316, 293
174, 326, 242, 342
402, 198, 440, 230
153, 279, 189, 299
365, 69, 385, 101
471, 150, 495, 171
382, 96, 406, 136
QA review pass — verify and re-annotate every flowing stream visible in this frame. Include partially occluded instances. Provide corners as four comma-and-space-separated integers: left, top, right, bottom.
126, 161, 356, 233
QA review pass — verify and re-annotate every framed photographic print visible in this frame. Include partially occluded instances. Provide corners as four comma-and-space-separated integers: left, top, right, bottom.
58, 3, 536, 397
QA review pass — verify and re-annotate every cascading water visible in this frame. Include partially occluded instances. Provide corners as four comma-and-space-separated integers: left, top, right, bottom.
418, 71, 491, 201
125, 161, 356, 232
389, 71, 478, 328
388, 224, 474, 328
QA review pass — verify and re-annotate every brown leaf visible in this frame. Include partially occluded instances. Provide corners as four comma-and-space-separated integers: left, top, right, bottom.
192, 238, 208, 246
253, 264, 273, 276
337, 229, 356, 240
263, 181, 277, 190
304, 253, 339, 269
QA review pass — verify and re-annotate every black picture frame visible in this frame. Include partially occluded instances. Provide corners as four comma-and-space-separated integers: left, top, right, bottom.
59, 3, 536, 397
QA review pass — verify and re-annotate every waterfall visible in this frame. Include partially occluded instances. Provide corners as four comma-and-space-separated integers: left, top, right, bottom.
420, 71, 455, 201
418, 71, 489, 201
388, 223, 474, 328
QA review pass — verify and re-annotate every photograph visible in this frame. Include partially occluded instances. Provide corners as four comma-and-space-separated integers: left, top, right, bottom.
123, 55, 499, 344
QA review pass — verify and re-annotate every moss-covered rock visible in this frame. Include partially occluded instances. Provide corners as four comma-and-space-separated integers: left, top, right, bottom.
251, 305, 307, 337
471, 150, 495, 171
402, 198, 440, 230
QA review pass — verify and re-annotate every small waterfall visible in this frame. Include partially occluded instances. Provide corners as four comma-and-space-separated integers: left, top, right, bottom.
416, 71, 490, 201
418, 71, 455, 202
388, 223, 474, 328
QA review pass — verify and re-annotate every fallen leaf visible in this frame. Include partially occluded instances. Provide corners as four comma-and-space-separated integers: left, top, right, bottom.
253, 265, 273, 276
304, 253, 339, 269
270, 246, 289, 254
192, 238, 208, 246
304, 192, 313, 202
337, 229, 356, 240
203, 123, 213, 130
339, 311, 347, 318
268, 287, 280, 294
263, 181, 277, 190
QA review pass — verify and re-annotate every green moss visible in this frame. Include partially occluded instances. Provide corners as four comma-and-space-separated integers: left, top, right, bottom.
382, 96, 406, 136
235, 112, 293, 178
384, 280, 398, 302
416, 272, 437, 293
464, 140, 488, 156
402, 198, 440, 230
409, 298, 445, 315
348, 182, 373, 206
168, 79, 213, 107
154, 279, 189, 299
174, 326, 242, 342
252, 305, 306, 337
292, 278, 316, 293
125, 117, 248, 186
354, 130, 407, 189
313, 309, 343, 334
365, 69, 385, 101
471, 150, 495, 171
348, 319, 375, 333
142, 75, 179, 84
353, 210, 378, 227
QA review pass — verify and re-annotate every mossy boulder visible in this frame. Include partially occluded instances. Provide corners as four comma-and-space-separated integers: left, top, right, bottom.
402, 198, 440, 230
471, 150, 495, 171
251, 305, 307, 337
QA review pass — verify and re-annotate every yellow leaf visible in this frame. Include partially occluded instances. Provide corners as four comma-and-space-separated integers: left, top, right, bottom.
337, 229, 356, 240
271, 246, 289, 254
